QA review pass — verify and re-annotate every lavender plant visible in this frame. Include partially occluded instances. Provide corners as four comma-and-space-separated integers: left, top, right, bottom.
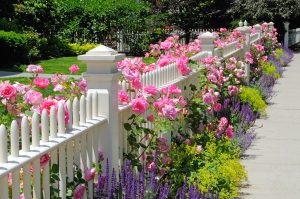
95, 159, 219, 199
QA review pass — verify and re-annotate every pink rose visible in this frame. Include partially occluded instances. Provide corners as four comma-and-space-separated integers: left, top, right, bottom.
54, 84, 64, 92
84, 168, 96, 181
69, 64, 80, 74
220, 28, 227, 33
213, 103, 222, 112
74, 184, 86, 199
168, 85, 181, 95
228, 85, 239, 96
162, 156, 172, 165
78, 78, 87, 94
196, 145, 202, 154
160, 40, 173, 51
226, 125, 234, 139
26, 64, 44, 73
203, 93, 214, 104
24, 90, 43, 105
162, 104, 177, 120
40, 99, 56, 115
147, 162, 156, 172
144, 86, 158, 96
219, 117, 228, 131
245, 52, 254, 64
159, 143, 170, 153
131, 96, 148, 114
118, 90, 130, 104
0, 83, 17, 100
144, 52, 150, 58
147, 114, 155, 122
176, 56, 191, 75
98, 148, 104, 161
34, 77, 49, 89
185, 139, 191, 145
40, 153, 50, 168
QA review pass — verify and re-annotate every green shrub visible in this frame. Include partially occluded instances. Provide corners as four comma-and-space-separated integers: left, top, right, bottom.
261, 61, 280, 79
169, 132, 246, 198
69, 43, 99, 55
39, 37, 73, 58
0, 30, 41, 66
0, 18, 20, 32
238, 86, 267, 113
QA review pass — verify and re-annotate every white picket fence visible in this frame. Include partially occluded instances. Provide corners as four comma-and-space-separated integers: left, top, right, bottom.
288, 28, 300, 47
0, 21, 269, 199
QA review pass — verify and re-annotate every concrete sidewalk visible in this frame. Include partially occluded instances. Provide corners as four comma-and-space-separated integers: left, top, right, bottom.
0, 71, 81, 79
240, 52, 300, 199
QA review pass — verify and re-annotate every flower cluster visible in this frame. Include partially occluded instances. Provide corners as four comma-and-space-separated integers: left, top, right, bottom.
0, 64, 87, 128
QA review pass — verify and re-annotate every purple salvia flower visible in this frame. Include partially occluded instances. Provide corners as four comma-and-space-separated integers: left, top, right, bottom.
180, 178, 187, 199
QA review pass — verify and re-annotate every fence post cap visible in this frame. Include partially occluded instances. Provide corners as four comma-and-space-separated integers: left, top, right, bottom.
78, 45, 125, 62
239, 21, 243, 27
198, 32, 216, 38
253, 24, 261, 28
268, 22, 274, 26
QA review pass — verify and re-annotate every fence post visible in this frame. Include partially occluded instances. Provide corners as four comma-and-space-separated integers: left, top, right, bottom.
198, 32, 216, 56
284, 22, 290, 48
254, 24, 262, 38
78, 45, 125, 172
268, 22, 274, 31
237, 25, 251, 83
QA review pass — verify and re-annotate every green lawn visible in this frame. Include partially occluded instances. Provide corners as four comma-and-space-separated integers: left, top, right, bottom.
0, 56, 157, 75
0, 77, 55, 97
1, 56, 86, 74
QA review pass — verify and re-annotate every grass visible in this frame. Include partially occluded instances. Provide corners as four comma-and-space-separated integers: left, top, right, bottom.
0, 77, 55, 97
0, 56, 86, 74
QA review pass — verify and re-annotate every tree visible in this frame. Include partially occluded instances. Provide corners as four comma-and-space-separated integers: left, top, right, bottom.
230, 0, 300, 41
160, 0, 233, 43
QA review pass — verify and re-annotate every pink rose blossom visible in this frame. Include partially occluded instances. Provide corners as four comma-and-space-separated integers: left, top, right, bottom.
160, 40, 173, 51
78, 78, 87, 94
26, 64, 44, 73
147, 162, 156, 172
162, 156, 172, 165
34, 77, 49, 89
54, 84, 64, 92
69, 64, 79, 74
226, 125, 234, 139
185, 139, 191, 145
162, 104, 177, 120
40, 153, 50, 168
85, 168, 96, 181
196, 145, 202, 154
176, 56, 191, 75
118, 90, 130, 104
220, 28, 227, 33
0, 83, 17, 100
245, 52, 254, 64
147, 114, 155, 122
213, 103, 222, 112
168, 85, 181, 95
74, 184, 86, 199
98, 148, 104, 161
228, 85, 239, 96
219, 117, 228, 131
144, 52, 150, 58
40, 99, 56, 115
144, 86, 158, 96
131, 96, 148, 114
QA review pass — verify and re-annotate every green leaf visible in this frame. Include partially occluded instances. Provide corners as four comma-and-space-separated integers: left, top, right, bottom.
124, 123, 132, 131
